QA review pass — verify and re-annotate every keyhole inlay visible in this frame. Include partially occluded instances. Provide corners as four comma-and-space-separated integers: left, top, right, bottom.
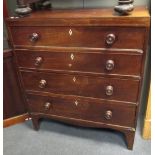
69, 29, 72, 36
70, 53, 74, 60
75, 100, 78, 106
73, 77, 76, 82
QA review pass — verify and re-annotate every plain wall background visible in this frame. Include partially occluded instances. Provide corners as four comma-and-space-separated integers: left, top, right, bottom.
4, 0, 151, 127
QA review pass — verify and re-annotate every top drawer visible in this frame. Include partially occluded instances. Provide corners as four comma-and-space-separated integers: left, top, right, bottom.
10, 26, 145, 49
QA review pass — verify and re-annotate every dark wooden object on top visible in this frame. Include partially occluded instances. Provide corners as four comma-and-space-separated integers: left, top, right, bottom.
6, 7, 150, 150
3, 49, 27, 119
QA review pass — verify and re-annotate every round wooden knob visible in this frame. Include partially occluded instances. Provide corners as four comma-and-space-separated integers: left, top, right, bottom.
105, 85, 113, 96
106, 60, 115, 71
105, 110, 112, 120
29, 33, 39, 42
39, 79, 47, 88
44, 102, 51, 111
35, 57, 43, 66
106, 34, 116, 45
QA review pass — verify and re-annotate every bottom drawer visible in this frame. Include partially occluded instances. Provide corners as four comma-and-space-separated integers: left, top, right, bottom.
26, 93, 136, 127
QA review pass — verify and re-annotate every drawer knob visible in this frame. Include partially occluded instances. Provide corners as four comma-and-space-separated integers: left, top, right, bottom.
35, 57, 43, 66
39, 79, 47, 88
106, 60, 115, 71
44, 102, 51, 111
29, 33, 39, 42
105, 85, 113, 96
105, 110, 112, 120
106, 34, 116, 45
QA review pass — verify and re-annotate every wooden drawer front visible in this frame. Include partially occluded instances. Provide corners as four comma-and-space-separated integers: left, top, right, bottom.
11, 27, 144, 49
16, 50, 142, 77
21, 71, 139, 102
27, 93, 136, 127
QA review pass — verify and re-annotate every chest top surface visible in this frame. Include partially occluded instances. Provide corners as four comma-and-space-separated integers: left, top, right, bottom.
6, 7, 150, 27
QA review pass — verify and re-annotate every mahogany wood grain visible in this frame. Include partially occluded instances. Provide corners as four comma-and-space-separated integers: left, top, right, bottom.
15, 49, 143, 77
6, 7, 150, 27
3, 0, 9, 18
30, 112, 136, 149
27, 93, 136, 127
5, 7, 150, 150
123, 130, 135, 150
20, 70, 139, 103
10, 26, 145, 49
3, 50, 27, 119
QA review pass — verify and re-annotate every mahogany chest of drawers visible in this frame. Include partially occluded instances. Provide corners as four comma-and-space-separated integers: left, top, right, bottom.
6, 7, 150, 150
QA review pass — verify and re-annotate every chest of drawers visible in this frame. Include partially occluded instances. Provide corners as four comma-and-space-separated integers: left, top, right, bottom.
6, 7, 150, 150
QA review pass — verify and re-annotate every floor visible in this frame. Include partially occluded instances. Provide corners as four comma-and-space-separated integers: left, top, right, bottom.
4, 118, 151, 155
